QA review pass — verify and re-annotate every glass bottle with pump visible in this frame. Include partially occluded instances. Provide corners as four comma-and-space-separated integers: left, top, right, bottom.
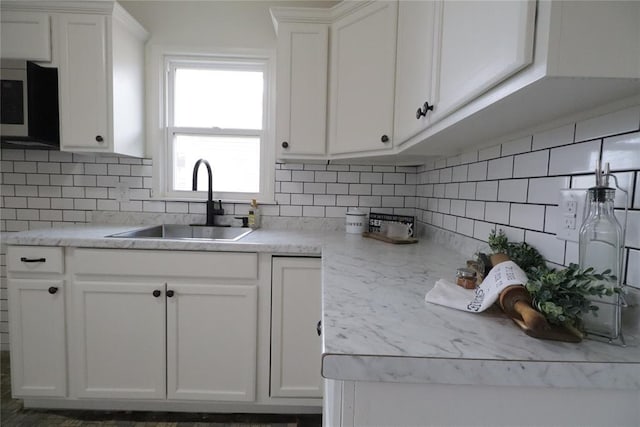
578, 161, 623, 341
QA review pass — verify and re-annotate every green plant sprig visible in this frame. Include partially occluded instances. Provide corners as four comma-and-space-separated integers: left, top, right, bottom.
486, 230, 619, 330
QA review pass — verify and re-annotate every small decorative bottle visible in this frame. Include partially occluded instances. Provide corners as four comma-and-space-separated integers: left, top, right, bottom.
248, 199, 260, 229
578, 162, 623, 340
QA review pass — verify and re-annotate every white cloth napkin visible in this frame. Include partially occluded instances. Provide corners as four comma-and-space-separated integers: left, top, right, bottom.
425, 260, 528, 313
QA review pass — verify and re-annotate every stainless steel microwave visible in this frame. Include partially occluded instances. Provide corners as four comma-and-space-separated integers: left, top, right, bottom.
1, 60, 60, 149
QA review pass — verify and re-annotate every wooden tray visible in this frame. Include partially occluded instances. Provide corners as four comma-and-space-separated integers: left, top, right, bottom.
362, 232, 418, 244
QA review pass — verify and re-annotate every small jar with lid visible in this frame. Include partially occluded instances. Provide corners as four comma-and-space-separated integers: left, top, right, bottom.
456, 268, 477, 289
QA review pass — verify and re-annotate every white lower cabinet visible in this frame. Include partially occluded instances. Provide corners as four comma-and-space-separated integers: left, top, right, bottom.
270, 257, 322, 399
68, 248, 259, 403
167, 283, 257, 401
71, 280, 166, 400
7, 246, 66, 398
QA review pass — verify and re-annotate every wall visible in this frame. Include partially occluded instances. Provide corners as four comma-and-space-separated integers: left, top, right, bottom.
415, 104, 640, 292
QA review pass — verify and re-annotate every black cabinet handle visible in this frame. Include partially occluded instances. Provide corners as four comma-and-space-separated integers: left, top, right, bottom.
152, 290, 161, 297
381, 135, 389, 143
416, 101, 434, 119
20, 257, 46, 263
281, 141, 289, 149
95, 135, 104, 143
316, 320, 322, 336
166, 290, 175, 298
48, 287, 58, 295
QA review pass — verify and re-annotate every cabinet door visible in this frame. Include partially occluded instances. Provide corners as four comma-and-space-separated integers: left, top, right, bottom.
0, 11, 52, 61
276, 22, 328, 158
167, 283, 258, 402
432, 0, 536, 120
393, 1, 438, 144
328, 1, 397, 155
71, 281, 166, 399
57, 13, 110, 151
271, 257, 322, 398
8, 278, 66, 397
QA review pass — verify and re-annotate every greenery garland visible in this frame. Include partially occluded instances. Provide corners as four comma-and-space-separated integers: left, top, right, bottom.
486, 230, 618, 329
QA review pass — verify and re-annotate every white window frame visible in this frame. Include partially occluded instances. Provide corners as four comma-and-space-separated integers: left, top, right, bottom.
149, 47, 275, 203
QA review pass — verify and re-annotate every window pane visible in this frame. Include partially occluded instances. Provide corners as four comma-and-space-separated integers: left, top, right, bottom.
173, 134, 260, 193
174, 68, 263, 129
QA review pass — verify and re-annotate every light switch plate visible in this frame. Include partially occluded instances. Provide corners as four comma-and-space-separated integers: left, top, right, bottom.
556, 188, 588, 242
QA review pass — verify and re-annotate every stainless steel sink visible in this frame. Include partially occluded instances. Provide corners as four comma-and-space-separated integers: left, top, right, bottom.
107, 224, 253, 241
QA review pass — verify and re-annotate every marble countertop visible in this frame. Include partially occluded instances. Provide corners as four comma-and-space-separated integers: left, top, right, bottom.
4, 224, 639, 390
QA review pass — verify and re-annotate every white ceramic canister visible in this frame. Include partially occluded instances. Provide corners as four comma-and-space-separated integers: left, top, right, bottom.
345, 208, 367, 234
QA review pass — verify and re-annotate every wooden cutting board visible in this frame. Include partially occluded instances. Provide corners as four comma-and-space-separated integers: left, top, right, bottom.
362, 232, 418, 244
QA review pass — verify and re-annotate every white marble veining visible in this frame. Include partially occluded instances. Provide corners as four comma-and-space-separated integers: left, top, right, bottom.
4, 224, 639, 390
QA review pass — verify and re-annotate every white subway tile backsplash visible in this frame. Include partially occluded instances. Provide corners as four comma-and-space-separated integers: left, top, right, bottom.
465, 201, 484, 220
459, 182, 476, 200
381, 196, 404, 207
575, 106, 640, 142
602, 131, 640, 170
314, 194, 336, 206
73, 176, 97, 187
13, 162, 37, 173
467, 161, 488, 181
445, 183, 459, 198
338, 172, 359, 183
360, 172, 383, 184
50, 175, 74, 186
525, 230, 565, 265
327, 183, 349, 195
3, 174, 26, 185
565, 241, 579, 265
549, 140, 601, 175
452, 165, 468, 182
25, 151, 48, 161
281, 182, 303, 193
433, 184, 445, 198
303, 206, 325, 217
26, 174, 49, 186
351, 165, 372, 172
372, 184, 394, 196
478, 145, 501, 161
291, 194, 313, 205
571, 172, 633, 208
544, 206, 559, 234
166, 202, 188, 213
336, 195, 359, 206
487, 156, 513, 180
501, 136, 532, 156
496, 225, 524, 244
40, 210, 62, 221
532, 124, 575, 150
142, 201, 165, 213
383, 173, 404, 185
528, 176, 570, 205
326, 206, 347, 218
485, 202, 509, 224
275, 170, 291, 181
473, 220, 495, 241
627, 249, 640, 287
438, 199, 451, 214
16, 209, 38, 220
1, 150, 24, 161
315, 171, 337, 182
432, 212, 444, 227
456, 217, 474, 237
498, 179, 528, 203
617, 210, 640, 249
513, 150, 549, 178
62, 187, 84, 198
61, 163, 84, 175
74, 199, 97, 210
292, 170, 314, 182
443, 215, 456, 231
476, 181, 498, 201
358, 196, 382, 207
27, 198, 50, 209
450, 200, 466, 216
439, 168, 453, 183
348, 184, 371, 195
510, 203, 545, 231
327, 164, 349, 172
635, 174, 640, 209
51, 198, 73, 210
15, 186, 38, 197
38, 187, 62, 198
460, 150, 478, 165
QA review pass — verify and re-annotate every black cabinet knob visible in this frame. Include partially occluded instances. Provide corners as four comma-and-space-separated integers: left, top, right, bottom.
381, 135, 389, 143
316, 320, 322, 336
48, 287, 58, 295
281, 141, 289, 149
95, 135, 104, 143
166, 290, 175, 298
152, 290, 161, 297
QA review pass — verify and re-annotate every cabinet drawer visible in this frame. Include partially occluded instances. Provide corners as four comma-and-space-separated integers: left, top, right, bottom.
7, 246, 64, 274
71, 249, 258, 279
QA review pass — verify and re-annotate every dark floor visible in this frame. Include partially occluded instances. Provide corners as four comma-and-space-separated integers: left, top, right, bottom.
0, 352, 322, 426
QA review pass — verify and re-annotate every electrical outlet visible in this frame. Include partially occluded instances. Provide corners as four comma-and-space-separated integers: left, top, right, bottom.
556, 189, 587, 242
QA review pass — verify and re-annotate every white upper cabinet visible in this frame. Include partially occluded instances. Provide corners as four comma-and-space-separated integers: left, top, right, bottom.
432, 0, 536, 121
273, 18, 329, 159
393, 1, 438, 145
328, 1, 397, 156
56, 4, 148, 157
0, 1, 148, 157
0, 11, 52, 61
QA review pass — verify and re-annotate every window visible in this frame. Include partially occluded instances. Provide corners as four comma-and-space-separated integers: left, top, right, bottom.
154, 52, 274, 202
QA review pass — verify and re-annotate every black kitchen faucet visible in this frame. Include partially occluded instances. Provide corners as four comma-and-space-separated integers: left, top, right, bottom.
192, 159, 224, 226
